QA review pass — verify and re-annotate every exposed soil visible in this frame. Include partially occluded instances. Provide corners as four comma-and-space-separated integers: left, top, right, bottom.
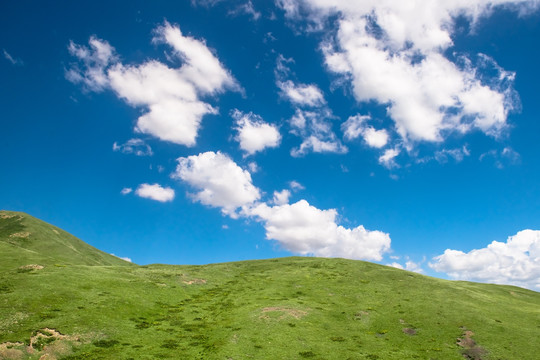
402, 327, 417, 335
0, 213, 22, 220
457, 328, 487, 360
260, 306, 308, 320
182, 278, 207, 285
19, 264, 44, 271
9, 232, 30, 239
0, 342, 25, 359
0, 328, 80, 360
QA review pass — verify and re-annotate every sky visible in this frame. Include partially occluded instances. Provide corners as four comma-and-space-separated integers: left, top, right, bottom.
1, 0, 540, 291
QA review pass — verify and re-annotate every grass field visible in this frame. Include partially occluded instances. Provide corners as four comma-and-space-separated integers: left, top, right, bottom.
1, 210, 539, 359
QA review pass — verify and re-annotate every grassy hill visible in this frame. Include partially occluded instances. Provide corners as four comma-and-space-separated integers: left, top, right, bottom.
0, 210, 133, 268
0, 211, 539, 359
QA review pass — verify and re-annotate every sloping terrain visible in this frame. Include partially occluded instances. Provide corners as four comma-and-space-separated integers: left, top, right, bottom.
0, 211, 539, 359
0, 210, 132, 268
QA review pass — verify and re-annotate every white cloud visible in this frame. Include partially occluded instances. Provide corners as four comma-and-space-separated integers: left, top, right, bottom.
388, 260, 424, 273
135, 183, 175, 202
272, 189, 291, 205
68, 22, 238, 146
229, 0, 261, 20
3, 49, 23, 66
232, 109, 281, 155
248, 200, 391, 261
171, 152, 392, 260
417, 145, 471, 164
113, 138, 153, 156
277, 80, 326, 107
285, 1, 530, 146
342, 114, 389, 148
172, 151, 261, 217
66, 36, 117, 92
378, 147, 400, 168
289, 109, 347, 156
289, 180, 305, 191
275, 55, 346, 156
111, 253, 133, 262
430, 230, 540, 290
248, 161, 259, 173
479, 146, 520, 168
121, 187, 133, 195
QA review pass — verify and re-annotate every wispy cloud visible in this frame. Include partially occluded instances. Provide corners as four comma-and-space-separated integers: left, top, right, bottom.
3, 49, 23, 66
113, 138, 153, 156
275, 55, 347, 157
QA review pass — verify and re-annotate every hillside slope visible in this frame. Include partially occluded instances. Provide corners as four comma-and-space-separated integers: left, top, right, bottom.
0, 212, 539, 359
0, 210, 132, 269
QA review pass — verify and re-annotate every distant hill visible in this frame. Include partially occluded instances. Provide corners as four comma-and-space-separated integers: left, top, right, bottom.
0, 210, 132, 269
0, 211, 538, 359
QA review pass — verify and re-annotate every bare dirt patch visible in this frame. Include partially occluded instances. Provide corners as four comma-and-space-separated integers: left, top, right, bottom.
19, 264, 44, 271
9, 232, 30, 239
402, 327, 417, 335
0, 328, 81, 360
0, 213, 23, 220
0, 342, 25, 359
260, 306, 308, 320
182, 278, 207, 285
457, 328, 487, 360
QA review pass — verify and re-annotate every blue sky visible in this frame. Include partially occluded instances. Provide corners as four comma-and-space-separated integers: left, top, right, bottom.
1, 0, 540, 290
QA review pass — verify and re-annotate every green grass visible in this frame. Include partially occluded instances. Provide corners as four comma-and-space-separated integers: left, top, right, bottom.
1, 210, 539, 359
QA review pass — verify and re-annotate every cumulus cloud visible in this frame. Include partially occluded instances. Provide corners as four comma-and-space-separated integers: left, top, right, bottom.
232, 110, 281, 155
67, 22, 238, 146
135, 183, 175, 202
342, 114, 389, 148
248, 200, 391, 261
430, 230, 540, 290
280, 0, 531, 146
113, 138, 153, 156
272, 189, 291, 205
172, 151, 261, 217
120, 187, 133, 195
172, 151, 391, 260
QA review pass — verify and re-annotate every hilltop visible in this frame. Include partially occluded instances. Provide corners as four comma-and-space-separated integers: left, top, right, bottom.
0, 210, 132, 269
0, 211, 539, 359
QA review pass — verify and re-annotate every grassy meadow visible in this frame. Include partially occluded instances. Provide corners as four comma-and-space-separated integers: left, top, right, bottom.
1, 210, 539, 359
